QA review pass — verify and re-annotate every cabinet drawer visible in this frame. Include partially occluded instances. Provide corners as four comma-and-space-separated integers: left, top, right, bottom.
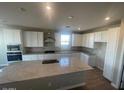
22, 55, 38, 61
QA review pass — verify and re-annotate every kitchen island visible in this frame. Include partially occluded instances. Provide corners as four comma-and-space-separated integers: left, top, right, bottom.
0, 57, 92, 90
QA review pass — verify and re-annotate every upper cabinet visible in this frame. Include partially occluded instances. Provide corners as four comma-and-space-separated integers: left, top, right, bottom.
82, 33, 94, 48
88, 33, 95, 48
94, 32, 102, 42
37, 32, 44, 47
94, 30, 109, 42
72, 34, 82, 46
72, 33, 94, 48
3, 29, 21, 45
23, 31, 37, 47
23, 31, 43, 47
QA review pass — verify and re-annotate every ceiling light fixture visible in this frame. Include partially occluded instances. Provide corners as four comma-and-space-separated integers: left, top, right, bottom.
68, 16, 73, 19
105, 17, 110, 21
78, 27, 81, 30
66, 25, 70, 28
46, 6, 51, 10
19, 7, 26, 12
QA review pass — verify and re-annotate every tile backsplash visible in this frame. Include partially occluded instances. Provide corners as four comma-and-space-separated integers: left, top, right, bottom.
24, 46, 95, 54
71, 46, 95, 54
23, 47, 61, 53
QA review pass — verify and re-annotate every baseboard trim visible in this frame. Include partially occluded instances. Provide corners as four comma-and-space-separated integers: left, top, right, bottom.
111, 83, 118, 89
58, 82, 86, 90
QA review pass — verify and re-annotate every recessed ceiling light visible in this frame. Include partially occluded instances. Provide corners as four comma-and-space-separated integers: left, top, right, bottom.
19, 7, 26, 12
46, 6, 51, 10
78, 27, 81, 30
105, 17, 110, 21
66, 25, 70, 28
68, 16, 73, 19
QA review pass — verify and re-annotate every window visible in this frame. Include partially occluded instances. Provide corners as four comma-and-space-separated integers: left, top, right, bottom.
61, 34, 70, 45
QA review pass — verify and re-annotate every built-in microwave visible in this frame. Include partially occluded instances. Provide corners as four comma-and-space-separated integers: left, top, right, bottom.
7, 44, 21, 52
7, 45, 22, 62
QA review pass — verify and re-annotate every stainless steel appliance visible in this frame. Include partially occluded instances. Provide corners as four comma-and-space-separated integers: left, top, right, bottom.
7, 45, 21, 51
7, 45, 22, 62
7, 52, 22, 61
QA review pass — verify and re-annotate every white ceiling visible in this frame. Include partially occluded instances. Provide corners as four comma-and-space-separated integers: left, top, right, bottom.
0, 2, 124, 31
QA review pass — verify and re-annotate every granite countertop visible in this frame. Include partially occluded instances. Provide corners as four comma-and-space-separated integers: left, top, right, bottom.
0, 57, 92, 84
23, 51, 95, 55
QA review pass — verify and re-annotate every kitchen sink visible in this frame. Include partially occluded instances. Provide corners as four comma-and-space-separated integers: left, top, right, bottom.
42, 59, 59, 64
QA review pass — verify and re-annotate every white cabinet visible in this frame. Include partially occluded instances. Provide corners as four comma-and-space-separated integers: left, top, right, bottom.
88, 33, 94, 48
37, 32, 44, 47
82, 34, 86, 47
23, 54, 59, 61
103, 27, 120, 81
23, 31, 37, 47
23, 31, 43, 47
38, 54, 44, 61
101, 31, 109, 42
22, 55, 38, 61
80, 53, 96, 67
94, 30, 109, 42
72, 34, 82, 46
94, 32, 102, 42
80, 53, 89, 64
82, 33, 94, 48
3, 29, 21, 45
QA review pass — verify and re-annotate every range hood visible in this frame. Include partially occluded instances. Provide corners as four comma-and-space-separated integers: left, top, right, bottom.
44, 37, 55, 43
44, 32, 55, 47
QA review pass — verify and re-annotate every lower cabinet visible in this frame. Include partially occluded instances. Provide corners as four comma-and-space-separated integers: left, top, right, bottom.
22, 53, 96, 67
80, 53, 89, 64
22, 54, 71, 61
80, 53, 96, 67
22, 55, 38, 61
38, 54, 44, 61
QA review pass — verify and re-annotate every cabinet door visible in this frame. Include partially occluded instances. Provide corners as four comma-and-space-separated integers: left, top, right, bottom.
85, 34, 89, 47
23, 31, 38, 47
37, 32, 44, 47
103, 27, 120, 81
3, 29, 21, 45
87, 33, 94, 48
72, 34, 82, 46
94, 32, 102, 42
13, 30, 21, 44
81, 53, 89, 64
82, 34, 87, 47
82, 34, 85, 47
4, 29, 13, 45
22, 55, 38, 61
101, 31, 109, 42
38, 54, 44, 61
82, 33, 94, 48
